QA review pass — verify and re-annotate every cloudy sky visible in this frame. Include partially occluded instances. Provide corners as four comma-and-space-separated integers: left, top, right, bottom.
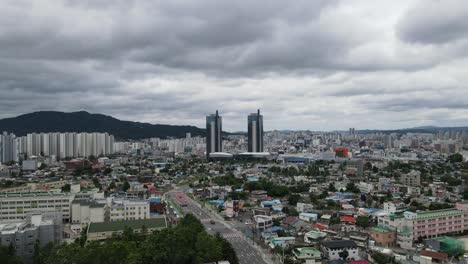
1, 0, 468, 131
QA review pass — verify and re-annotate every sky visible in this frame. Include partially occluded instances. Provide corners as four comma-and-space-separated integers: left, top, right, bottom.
1, 0, 468, 132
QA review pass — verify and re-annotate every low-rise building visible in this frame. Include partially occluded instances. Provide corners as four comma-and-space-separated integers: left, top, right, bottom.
384, 201, 407, 214
253, 215, 273, 231
401, 170, 421, 187
321, 240, 360, 261
109, 199, 149, 221
370, 226, 396, 247
293, 247, 322, 264
70, 200, 107, 232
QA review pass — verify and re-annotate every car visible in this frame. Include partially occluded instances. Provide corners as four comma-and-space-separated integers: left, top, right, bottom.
210, 220, 216, 225
244, 221, 252, 225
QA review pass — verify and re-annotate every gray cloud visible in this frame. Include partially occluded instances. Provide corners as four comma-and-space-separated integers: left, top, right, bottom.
0, 0, 467, 131
397, 0, 468, 44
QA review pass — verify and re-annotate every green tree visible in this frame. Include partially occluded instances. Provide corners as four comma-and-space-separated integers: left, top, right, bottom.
122, 180, 130, 192
0, 244, 22, 264
356, 216, 371, 228
61, 184, 71, 193
448, 153, 463, 163
288, 194, 301, 206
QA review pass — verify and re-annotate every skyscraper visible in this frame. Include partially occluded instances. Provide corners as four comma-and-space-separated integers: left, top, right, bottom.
206, 110, 222, 158
248, 109, 264, 152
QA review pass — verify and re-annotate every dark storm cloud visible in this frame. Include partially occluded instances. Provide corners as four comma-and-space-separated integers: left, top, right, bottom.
0, 0, 468, 130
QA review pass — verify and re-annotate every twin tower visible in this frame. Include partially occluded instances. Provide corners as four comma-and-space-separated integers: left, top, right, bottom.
206, 110, 264, 158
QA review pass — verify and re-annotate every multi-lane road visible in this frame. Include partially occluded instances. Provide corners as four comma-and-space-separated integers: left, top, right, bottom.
167, 190, 271, 264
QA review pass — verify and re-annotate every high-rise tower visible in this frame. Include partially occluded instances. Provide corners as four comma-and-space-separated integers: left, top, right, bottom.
206, 110, 222, 158
248, 109, 263, 152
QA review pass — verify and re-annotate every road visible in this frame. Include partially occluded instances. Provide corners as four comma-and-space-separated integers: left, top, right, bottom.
167, 190, 271, 264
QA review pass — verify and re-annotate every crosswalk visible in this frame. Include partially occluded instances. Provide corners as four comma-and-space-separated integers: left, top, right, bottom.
223, 232, 244, 239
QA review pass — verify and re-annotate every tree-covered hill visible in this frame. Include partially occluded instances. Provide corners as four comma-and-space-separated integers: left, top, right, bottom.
0, 111, 206, 140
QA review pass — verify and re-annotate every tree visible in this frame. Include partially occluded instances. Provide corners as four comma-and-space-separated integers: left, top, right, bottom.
122, 180, 130, 192
448, 153, 463, 163
372, 252, 397, 264
339, 249, 349, 260
328, 183, 337, 192
288, 194, 301, 206
356, 216, 371, 228
346, 182, 359, 193
61, 184, 71, 193
0, 244, 22, 264
33, 240, 42, 264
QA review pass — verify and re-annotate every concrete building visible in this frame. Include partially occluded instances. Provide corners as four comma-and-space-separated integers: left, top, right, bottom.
18, 132, 115, 159
321, 240, 359, 261
0, 212, 62, 260
0, 132, 17, 164
248, 109, 264, 152
71, 200, 107, 230
206, 111, 222, 158
383, 201, 407, 214
370, 226, 396, 247
109, 199, 149, 221
401, 170, 421, 187
22, 160, 38, 171
253, 215, 273, 231
0, 192, 73, 222
378, 202, 468, 242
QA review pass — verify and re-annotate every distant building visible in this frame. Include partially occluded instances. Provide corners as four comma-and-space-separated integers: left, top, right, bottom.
206, 110, 222, 158
22, 159, 38, 171
0, 132, 17, 164
333, 147, 349, 158
248, 109, 264, 152
401, 170, 421, 187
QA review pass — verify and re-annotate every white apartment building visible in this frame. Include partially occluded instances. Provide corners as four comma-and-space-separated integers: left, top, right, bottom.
18, 132, 115, 159
109, 199, 149, 221
0, 132, 18, 164
0, 192, 73, 222
71, 200, 107, 226
383, 201, 407, 214
401, 170, 421, 187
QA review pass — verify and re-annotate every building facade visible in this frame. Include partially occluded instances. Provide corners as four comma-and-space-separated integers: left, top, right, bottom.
0, 192, 73, 222
248, 109, 264, 152
0, 212, 63, 259
206, 111, 222, 158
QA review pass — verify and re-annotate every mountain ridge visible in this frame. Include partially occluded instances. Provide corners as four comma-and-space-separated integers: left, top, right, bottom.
0, 111, 206, 140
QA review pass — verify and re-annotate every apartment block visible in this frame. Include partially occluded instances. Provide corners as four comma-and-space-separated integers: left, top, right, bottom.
0, 212, 62, 259
0, 192, 73, 222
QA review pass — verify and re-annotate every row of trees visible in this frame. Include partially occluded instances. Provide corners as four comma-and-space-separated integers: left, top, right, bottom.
244, 179, 289, 197
29, 214, 238, 264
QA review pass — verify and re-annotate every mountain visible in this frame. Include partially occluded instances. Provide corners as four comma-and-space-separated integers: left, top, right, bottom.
0, 111, 206, 140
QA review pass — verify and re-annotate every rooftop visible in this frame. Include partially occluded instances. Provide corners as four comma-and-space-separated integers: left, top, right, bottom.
322, 240, 357, 249
88, 217, 167, 233
416, 209, 462, 219
372, 226, 393, 233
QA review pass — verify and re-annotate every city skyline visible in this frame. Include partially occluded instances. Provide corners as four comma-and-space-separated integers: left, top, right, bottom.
0, 1, 467, 131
